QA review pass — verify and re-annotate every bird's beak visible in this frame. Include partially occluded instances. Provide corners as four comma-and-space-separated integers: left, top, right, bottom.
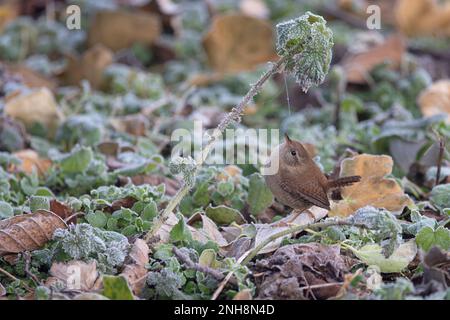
284, 133, 292, 144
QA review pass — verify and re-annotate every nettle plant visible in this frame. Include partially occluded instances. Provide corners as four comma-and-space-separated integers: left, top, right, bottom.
146, 12, 334, 240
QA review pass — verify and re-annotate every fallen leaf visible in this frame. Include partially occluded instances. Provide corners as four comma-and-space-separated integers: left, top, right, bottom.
0, 210, 67, 256
342, 35, 406, 84
187, 213, 228, 247
240, 0, 269, 19
233, 289, 253, 300
73, 293, 109, 300
120, 239, 150, 295
349, 240, 417, 273
202, 14, 277, 73
0, 1, 18, 32
10, 149, 52, 176
6, 64, 57, 91
418, 80, 450, 123
4, 87, 63, 137
49, 199, 74, 223
329, 154, 414, 217
255, 243, 348, 299
395, 0, 450, 37
88, 10, 161, 52
47, 260, 100, 291
205, 204, 246, 225
61, 44, 114, 89
102, 275, 135, 300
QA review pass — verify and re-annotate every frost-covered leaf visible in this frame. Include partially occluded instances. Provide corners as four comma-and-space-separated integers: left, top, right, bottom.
430, 184, 450, 212
276, 12, 333, 92
0, 201, 13, 219
247, 173, 273, 216
205, 204, 245, 225
59, 146, 93, 174
416, 226, 450, 252
349, 240, 417, 273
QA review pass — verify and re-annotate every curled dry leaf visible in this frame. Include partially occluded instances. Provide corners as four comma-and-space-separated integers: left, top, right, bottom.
49, 199, 75, 223
202, 14, 277, 73
395, 0, 450, 37
418, 80, 450, 123
120, 239, 150, 296
88, 10, 161, 51
6, 64, 57, 91
61, 44, 114, 89
254, 206, 328, 254
329, 154, 414, 217
47, 260, 100, 291
0, 210, 67, 256
4, 87, 63, 137
255, 243, 348, 300
342, 35, 406, 84
10, 149, 52, 176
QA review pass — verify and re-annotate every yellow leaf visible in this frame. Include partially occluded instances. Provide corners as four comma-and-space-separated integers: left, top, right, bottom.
10, 149, 52, 176
418, 80, 450, 123
329, 154, 413, 217
202, 14, 277, 73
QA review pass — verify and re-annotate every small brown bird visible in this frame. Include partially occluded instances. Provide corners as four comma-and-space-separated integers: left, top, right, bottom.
264, 134, 360, 217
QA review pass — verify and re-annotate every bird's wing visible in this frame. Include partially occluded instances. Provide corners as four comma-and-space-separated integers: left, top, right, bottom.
280, 169, 330, 210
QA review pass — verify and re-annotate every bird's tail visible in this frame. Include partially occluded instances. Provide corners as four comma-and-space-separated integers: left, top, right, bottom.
328, 176, 361, 189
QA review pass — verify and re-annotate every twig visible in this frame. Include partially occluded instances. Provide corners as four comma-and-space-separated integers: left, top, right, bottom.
144, 56, 287, 242
23, 252, 42, 286
298, 282, 344, 291
241, 220, 366, 265
435, 135, 445, 187
172, 247, 224, 281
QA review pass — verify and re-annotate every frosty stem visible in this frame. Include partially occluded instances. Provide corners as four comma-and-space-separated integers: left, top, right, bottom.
144, 56, 287, 242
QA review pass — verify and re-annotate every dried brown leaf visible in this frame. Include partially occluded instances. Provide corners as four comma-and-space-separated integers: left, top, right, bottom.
0, 210, 67, 256
202, 14, 277, 73
418, 79, 450, 123
395, 0, 450, 37
88, 10, 161, 51
329, 154, 414, 217
9, 149, 52, 176
120, 239, 150, 295
48, 260, 100, 291
342, 35, 405, 84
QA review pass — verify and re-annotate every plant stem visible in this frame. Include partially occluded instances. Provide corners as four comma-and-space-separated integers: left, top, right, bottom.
435, 135, 445, 187
241, 220, 366, 265
145, 56, 287, 242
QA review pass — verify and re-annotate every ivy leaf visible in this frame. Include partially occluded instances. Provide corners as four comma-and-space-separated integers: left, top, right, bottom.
247, 173, 273, 216
102, 275, 134, 300
416, 226, 450, 252
170, 215, 193, 243
141, 201, 158, 221
59, 146, 93, 174
205, 204, 245, 225
0, 201, 13, 219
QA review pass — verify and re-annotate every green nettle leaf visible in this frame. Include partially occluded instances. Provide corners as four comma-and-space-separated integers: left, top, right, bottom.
205, 204, 246, 225
29, 196, 50, 212
429, 183, 450, 211
102, 275, 134, 300
85, 211, 108, 228
170, 215, 193, 243
416, 226, 450, 252
247, 173, 273, 216
59, 146, 93, 174
0, 201, 14, 219
193, 182, 210, 207
276, 11, 334, 92
141, 200, 158, 221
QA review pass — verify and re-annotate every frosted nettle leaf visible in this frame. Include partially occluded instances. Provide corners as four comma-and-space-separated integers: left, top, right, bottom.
276, 12, 333, 92
169, 156, 197, 188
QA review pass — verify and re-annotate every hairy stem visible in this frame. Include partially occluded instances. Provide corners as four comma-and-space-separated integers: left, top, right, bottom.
145, 57, 287, 242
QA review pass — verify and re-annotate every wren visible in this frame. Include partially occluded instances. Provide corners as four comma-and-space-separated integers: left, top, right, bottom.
263, 134, 361, 216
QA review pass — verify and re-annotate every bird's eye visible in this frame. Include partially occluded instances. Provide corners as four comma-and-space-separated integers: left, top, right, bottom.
290, 150, 297, 156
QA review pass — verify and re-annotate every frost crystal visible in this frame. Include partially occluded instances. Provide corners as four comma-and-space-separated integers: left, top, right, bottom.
276, 12, 333, 92
169, 156, 197, 188
52, 223, 130, 273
